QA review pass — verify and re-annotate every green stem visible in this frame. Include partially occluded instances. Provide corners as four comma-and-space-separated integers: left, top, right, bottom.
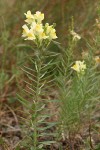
33, 49, 43, 149
34, 119, 37, 150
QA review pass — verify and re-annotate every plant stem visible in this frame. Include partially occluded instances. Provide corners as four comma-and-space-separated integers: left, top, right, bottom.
89, 121, 94, 150
34, 119, 37, 150
33, 49, 42, 149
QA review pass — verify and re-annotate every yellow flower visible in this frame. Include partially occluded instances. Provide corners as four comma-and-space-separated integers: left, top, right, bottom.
22, 10, 57, 45
49, 28, 57, 39
45, 23, 57, 40
22, 24, 29, 36
31, 23, 43, 33
22, 24, 35, 40
39, 32, 48, 40
96, 19, 100, 29
35, 25, 48, 40
31, 23, 45, 40
34, 11, 44, 23
45, 23, 51, 33
94, 56, 100, 65
35, 24, 44, 33
24, 10, 34, 24
71, 61, 86, 73
70, 30, 81, 41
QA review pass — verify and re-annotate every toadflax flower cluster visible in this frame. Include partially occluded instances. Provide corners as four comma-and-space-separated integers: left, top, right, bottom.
71, 60, 86, 74
22, 11, 57, 47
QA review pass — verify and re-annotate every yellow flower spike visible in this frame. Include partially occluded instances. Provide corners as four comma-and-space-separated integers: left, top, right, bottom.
22, 10, 57, 45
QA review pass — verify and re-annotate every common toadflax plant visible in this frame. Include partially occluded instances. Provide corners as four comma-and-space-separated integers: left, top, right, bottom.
22, 11, 57, 48
18, 10, 58, 150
